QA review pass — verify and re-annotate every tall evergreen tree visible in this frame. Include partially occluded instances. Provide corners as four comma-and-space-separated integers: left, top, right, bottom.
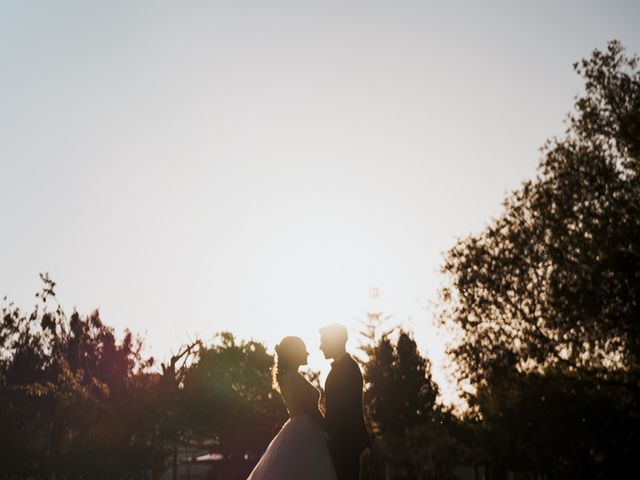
364, 329, 439, 436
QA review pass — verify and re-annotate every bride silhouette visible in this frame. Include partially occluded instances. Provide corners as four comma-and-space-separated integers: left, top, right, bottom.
247, 336, 337, 480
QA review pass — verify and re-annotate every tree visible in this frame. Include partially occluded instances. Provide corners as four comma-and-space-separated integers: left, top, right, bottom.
440, 39, 639, 391
364, 331, 438, 435
179, 332, 287, 476
0, 274, 171, 479
438, 41, 640, 477
363, 328, 446, 479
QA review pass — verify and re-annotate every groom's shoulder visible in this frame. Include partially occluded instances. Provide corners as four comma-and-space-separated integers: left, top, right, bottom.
336, 354, 362, 374
344, 353, 358, 367
348, 354, 364, 373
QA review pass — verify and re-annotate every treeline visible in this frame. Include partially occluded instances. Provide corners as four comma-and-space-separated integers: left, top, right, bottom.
0, 277, 448, 480
0, 279, 289, 479
2, 40, 639, 480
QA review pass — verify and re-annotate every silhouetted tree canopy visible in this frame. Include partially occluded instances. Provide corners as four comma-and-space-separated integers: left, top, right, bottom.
0, 274, 165, 479
440, 40, 640, 392
362, 328, 462, 480
439, 40, 640, 478
0, 276, 288, 480
364, 330, 438, 436
180, 332, 287, 462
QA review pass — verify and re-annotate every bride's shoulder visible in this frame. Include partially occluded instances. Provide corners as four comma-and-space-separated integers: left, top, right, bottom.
279, 371, 302, 389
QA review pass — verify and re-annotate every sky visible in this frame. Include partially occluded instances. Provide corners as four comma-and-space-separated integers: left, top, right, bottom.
2, 1, 639, 402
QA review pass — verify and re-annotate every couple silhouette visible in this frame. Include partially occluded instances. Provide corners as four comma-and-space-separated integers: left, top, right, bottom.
247, 324, 371, 480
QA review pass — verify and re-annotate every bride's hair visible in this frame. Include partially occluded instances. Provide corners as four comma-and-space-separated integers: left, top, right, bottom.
272, 336, 305, 392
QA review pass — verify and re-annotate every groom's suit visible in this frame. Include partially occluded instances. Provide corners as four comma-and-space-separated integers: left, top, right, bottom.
324, 354, 371, 480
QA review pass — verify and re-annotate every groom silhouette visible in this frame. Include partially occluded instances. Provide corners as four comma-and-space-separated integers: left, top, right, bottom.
320, 324, 371, 480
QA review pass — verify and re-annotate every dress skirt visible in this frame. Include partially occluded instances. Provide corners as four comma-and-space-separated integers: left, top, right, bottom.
247, 414, 337, 480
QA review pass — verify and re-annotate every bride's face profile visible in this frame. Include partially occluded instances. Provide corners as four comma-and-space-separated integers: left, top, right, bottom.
297, 348, 309, 366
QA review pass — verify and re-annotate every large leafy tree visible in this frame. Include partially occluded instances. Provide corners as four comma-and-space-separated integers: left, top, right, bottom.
179, 332, 287, 475
439, 41, 640, 478
441, 40, 640, 391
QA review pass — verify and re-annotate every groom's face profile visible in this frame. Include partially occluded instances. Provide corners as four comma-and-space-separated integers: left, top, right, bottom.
319, 335, 335, 359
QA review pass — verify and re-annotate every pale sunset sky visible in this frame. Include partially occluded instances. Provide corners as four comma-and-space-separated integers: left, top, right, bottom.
2, 1, 639, 401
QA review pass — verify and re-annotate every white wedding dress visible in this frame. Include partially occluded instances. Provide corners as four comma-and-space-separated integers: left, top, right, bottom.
247, 373, 337, 480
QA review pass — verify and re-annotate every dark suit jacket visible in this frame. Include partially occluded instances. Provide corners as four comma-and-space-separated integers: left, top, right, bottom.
324, 354, 371, 454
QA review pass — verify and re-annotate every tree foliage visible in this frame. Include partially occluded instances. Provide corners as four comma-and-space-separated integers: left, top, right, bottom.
364, 330, 439, 436
0, 276, 288, 479
439, 40, 640, 478
441, 40, 640, 390
361, 328, 461, 480
180, 332, 287, 463
0, 274, 166, 479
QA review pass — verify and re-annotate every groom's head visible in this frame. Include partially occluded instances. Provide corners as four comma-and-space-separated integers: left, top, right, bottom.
319, 324, 348, 359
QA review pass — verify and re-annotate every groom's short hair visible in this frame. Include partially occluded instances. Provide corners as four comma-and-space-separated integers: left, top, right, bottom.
319, 323, 348, 344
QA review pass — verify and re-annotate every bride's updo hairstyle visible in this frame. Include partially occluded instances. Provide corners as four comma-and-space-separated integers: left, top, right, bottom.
273, 336, 306, 391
